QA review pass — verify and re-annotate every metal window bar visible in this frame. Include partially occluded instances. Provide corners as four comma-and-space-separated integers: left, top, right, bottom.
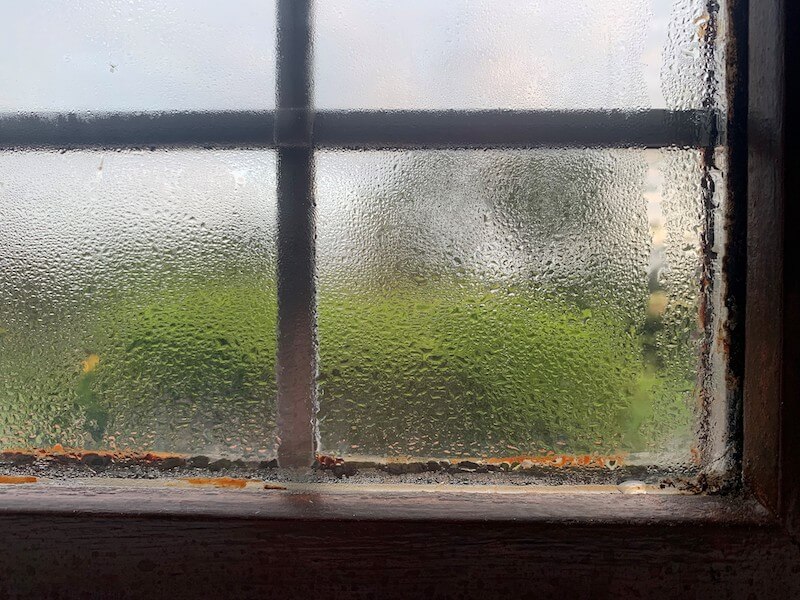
0, 109, 719, 149
275, 0, 316, 467
0, 1, 724, 469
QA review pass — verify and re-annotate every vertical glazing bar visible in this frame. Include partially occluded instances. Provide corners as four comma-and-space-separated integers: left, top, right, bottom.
695, 0, 720, 472
276, 0, 316, 467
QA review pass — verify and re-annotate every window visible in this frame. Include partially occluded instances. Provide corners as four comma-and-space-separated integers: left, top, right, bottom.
0, 0, 734, 483
1, 0, 799, 597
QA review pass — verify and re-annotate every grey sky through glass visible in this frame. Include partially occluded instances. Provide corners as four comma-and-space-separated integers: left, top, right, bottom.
1, 1, 693, 112
313, 0, 676, 109
0, 0, 276, 111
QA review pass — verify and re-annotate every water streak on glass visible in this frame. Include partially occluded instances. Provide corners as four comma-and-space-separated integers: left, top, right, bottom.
0, 150, 278, 458
316, 149, 708, 465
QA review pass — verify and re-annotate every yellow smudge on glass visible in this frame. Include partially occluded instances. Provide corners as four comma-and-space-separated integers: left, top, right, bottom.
81, 354, 100, 374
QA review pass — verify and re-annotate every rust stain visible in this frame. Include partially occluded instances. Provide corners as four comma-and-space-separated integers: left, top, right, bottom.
263, 483, 288, 490
0, 475, 37, 484
182, 477, 252, 489
0, 446, 187, 465
485, 454, 626, 468
316, 452, 625, 470
315, 454, 344, 468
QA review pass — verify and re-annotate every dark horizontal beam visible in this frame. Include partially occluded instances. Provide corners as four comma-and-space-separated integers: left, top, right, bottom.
314, 109, 719, 149
0, 110, 275, 149
0, 109, 719, 150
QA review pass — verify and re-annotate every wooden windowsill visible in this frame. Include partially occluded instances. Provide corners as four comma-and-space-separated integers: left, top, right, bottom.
0, 477, 773, 525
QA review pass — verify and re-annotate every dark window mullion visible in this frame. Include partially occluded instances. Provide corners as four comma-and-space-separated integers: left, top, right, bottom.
275, 0, 316, 467
0, 109, 718, 149
313, 109, 719, 149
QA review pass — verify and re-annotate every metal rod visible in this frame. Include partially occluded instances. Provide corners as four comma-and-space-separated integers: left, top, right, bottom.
0, 109, 719, 149
314, 109, 719, 149
0, 111, 275, 148
275, 0, 316, 467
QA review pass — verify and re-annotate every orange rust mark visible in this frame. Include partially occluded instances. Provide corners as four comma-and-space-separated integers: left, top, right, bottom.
485, 454, 626, 468
316, 452, 624, 469
1, 446, 187, 464
140, 451, 185, 462
182, 477, 252, 489
0, 476, 37, 484
315, 453, 344, 468
263, 483, 288, 490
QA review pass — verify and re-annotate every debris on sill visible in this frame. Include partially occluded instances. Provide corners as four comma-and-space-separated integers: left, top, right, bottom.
313, 452, 626, 477
617, 480, 647, 494
0, 445, 188, 469
0, 446, 278, 472
263, 483, 289, 490
0, 446, 712, 492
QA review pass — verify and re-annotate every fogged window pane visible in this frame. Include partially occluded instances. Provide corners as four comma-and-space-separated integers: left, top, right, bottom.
317, 150, 706, 463
0, 150, 277, 459
314, 0, 720, 110
0, 0, 275, 112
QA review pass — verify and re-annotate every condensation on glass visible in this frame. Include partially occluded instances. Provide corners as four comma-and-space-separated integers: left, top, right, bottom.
0, 0, 733, 476
0, 151, 278, 458
313, 0, 720, 110
316, 149, 718, 466
0, 0, 276, 112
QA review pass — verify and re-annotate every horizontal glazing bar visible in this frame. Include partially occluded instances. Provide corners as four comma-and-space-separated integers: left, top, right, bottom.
0, 109, 719, 149
314, 109, 719, 149
0, 111, 276, 149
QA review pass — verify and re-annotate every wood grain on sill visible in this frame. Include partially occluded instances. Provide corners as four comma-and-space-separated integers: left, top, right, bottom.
0, 478, 773, 526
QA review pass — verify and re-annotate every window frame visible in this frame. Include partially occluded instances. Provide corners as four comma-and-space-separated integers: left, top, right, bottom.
0, 0, 724, 469
1, 0, 798, 596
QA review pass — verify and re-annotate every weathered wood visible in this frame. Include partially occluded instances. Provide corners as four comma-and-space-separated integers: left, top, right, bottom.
0, 512, 797, 599
0, 484, 773, 524
719, 0, 748, 490
745, 0, 785, 514
781, 0, 800, 539
0, 485, 788, 598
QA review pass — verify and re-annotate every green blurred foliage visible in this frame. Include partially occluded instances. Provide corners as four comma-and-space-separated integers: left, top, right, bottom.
318, 278, 694, 458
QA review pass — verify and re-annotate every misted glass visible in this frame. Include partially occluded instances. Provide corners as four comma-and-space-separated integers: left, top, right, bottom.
316, 149, 707, 465
0, 0, 275, 112
314, 0, 719, 110
0, 150, 278, 458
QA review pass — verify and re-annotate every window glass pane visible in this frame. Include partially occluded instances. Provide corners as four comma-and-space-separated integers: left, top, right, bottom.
0, 150, 278, 459
316, 149, 708, 467
314, 0, 720, 110
0, 0, 276, 112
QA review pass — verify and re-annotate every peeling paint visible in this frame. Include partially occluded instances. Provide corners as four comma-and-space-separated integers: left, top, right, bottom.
0, 475, 37, 484
182, 477, 254, 489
